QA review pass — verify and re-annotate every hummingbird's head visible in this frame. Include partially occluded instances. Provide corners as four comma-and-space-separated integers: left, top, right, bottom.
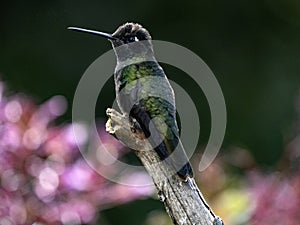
111, 22, 151, 47
68, 22, 155, 62
109, 23, 154, 62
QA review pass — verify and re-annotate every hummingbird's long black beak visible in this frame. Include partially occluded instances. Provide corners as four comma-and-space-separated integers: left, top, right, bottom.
67, 26, 117, 40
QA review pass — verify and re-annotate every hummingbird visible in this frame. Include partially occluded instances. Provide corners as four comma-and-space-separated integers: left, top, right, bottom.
68, 23, 194, 180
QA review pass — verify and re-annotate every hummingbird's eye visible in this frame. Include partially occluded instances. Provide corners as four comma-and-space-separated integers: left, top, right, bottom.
128, 36, 139, 42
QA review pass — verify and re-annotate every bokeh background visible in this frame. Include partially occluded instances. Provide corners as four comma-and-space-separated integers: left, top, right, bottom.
1, 1, 300, 225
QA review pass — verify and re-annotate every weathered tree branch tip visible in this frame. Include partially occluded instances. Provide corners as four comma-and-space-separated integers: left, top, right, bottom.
105, 108, 126, 134
106, 108, 121, 121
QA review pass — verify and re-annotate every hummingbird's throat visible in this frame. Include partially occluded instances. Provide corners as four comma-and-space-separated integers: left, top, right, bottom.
112, 41, 155, 65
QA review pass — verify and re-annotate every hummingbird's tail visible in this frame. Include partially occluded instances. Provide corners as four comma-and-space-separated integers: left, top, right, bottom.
155, 138, 194, 180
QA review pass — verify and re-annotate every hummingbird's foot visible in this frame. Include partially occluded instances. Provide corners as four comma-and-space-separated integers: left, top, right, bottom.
129, 117, 143, 133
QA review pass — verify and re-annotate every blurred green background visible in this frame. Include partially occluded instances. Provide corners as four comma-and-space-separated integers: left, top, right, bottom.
1, 0, 300, 224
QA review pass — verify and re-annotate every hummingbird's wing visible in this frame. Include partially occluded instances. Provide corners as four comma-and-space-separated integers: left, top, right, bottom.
116, 61, 193, 179
130, 98, 193, 179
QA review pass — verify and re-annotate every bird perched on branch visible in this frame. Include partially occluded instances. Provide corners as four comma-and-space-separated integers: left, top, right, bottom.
68, 22, 193, 180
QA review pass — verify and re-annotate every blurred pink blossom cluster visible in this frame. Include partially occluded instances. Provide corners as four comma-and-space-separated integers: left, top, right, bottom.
249, 170, 300, 225
249, 92, 300, 225
0, 82, 153, 225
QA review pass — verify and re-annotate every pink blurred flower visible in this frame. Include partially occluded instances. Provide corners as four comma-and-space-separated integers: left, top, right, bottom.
0, 82, 153, 225
248, 170, 300, 225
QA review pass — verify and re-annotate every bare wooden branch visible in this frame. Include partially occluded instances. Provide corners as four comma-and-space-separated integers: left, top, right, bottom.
106, 108, 222, 225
